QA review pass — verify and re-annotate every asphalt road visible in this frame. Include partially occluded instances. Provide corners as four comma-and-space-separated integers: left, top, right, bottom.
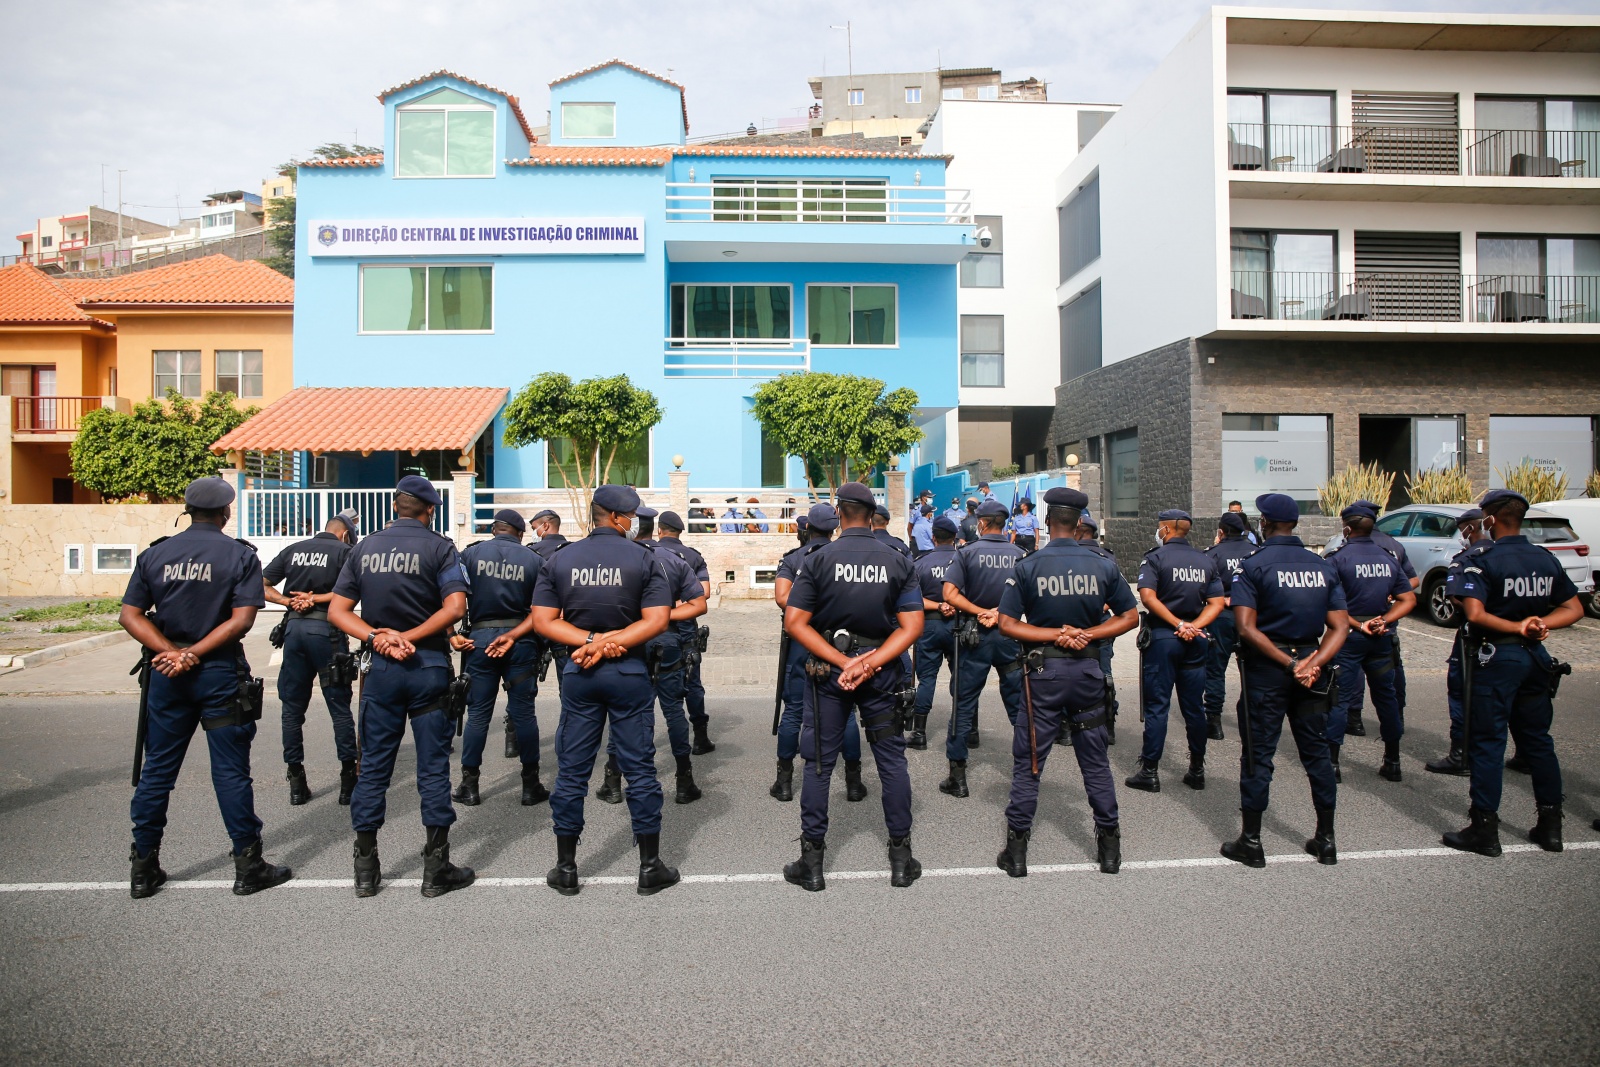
1, 619, 1598, 1066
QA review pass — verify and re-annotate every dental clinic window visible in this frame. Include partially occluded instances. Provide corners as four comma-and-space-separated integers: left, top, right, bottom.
154, 351, 201, 397
360, 265, 493, 332
215, 350, 263, 398
396, 88, 495, 178
1221, 414, 1331, 513
561, 102, 616, 139
670, 285, 791, 341
807, 285, 897, 346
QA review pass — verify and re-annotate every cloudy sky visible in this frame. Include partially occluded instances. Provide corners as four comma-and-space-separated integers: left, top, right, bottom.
2, 0, 1595, 246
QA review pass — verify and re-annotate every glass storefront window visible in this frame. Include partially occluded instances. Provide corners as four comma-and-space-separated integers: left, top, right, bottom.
1107, 428, 1139, 517
1221, 414, 1330, 512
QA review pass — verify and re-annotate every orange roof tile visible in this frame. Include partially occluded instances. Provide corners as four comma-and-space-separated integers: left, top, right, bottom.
550, 60, 689, 132
376, 70, 537, 143
507, 145, 675, 168
298, 154, 385, 169
212, 387, 508, 455
0, 263, 108, 326
73, 255, 293, 307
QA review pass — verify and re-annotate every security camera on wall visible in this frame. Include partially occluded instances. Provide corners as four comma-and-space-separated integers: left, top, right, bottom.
975, 226, 993, 248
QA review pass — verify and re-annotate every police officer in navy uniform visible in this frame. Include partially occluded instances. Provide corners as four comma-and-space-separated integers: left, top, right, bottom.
771, 505, 867, 802
909, 516, 961, 751
529, 510, 569, 561
872, 502, 913, 557
1203, 512, 1255, 742
1127, 509, 1225, 794
782, 481, 924, 891
1342, 499, 1419, 737
1224, 493, 1349, 868
120, 476, 291, 899
328, 476, 474, 898
1444, 489, 1582, 857
1426, 509, 1488, 775
262, 507, 359, 806
939, 497, 1027, 796
449, 508, 548, 809
531, 485, 679, 896
997, 488, 1138, 876
655, 510, 717, 755
1326, 503, 1417, 784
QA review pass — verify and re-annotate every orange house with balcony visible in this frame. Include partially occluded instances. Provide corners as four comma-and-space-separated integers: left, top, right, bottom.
0, 255, 293, 503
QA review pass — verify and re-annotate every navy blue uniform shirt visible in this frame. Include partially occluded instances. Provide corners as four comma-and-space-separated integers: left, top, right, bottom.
1455, 535, 1578, 621
946, 534, 1027, 610
914, 546, 961, 603
1207, 535, 1255, 598
122, 523, 265, 651
1137, 537, 1223, 621
1326, 535, 1412, 617
1444, 540, 1491, 601
332, 518, 468, 652
776, 538, 829, 584
873, 528, 913, 558
999, 539, 1136, 629
530, 534, 569, 561
1372, 529, 1418, 581
262, 531, 353, 597
530, 526, 671, 635
659, 536, 710, 586
649, 541, 705, 613
1230, 535, 1348, 644
788, 528, 920, 639
459, 534, 543, 625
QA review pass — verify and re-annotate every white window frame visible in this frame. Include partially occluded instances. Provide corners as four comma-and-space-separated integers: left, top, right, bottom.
669, 282, 795, 342
396, 91, 497, 179
848, 89, 864, 107
153, 350, 201, 398
63, 544, 84, 574
92, 544, 135, 574
215, 349, 264, 399
561, 101, 617, 140
748, 564, 777, 589
804, 282, 900, 348
904, 87, 922, 104
960, 314, 1005, 388
357, 264, 496, 335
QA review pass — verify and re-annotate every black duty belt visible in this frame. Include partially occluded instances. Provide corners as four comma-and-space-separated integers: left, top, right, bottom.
289, 608, 329, 622
1485, 634, 1536, 647
472, 616, 526, 631
1023, 642, 1100, 660
1350, 614, 1381, 624
823, 629, 886, 654
924, 608, 949, 619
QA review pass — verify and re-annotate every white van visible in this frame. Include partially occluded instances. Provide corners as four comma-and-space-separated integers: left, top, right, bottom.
1534, 497, 1600, 617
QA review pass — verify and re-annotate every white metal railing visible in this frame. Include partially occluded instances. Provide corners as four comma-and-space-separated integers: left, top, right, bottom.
469, 486, 887, 536
238, 484, 453, 540
665, 181, 973, 224
663, 337, 809, 378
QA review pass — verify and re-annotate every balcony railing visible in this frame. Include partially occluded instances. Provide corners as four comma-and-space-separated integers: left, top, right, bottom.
11, 395, 100, 433
663, 337, 810, 378
1228, 124, 1598, 178
665, 180, 972, 224
1230, 272, 1599, 324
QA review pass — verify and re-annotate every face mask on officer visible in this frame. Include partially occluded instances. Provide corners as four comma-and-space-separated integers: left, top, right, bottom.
628, 515, 642, 540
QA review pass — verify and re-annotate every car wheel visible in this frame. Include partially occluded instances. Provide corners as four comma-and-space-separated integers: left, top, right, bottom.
1585, 592, 1599, 620
1424, 574, 1456, 628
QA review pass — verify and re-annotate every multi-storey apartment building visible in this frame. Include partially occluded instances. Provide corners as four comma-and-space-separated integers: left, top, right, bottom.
1048, 7, 1599, 550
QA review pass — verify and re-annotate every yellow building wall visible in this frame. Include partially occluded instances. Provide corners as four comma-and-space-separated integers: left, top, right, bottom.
109, 311, 293, 409
0, 329, 99, 396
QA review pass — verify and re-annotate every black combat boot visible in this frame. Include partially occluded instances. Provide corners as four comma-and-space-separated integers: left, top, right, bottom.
938, 759, 969, 798
1096, 824, 1122, 874
503, 718, 519, 759
129, 845, 167, 900
286, 763, 311, 806
674, 754, 702, 804
997, 828, 1029, 878
451, 766, 481, 806
547, 834, 580, 896
844, 759, 868, 802
1330, 745, 1342, 784
1207, 713, 1225, 741
770, 758, 795, 802
1593, 818, 1600, 833
1125, 758, 1161, 793
1425, 745, 1468, 776
908, 713, 929, 750
338, 759, 358, 805
887, 836, 922, 888
1379, 741, 1402, 782
636, 833, 680, 895
783, 837, 826, 892
1528, 804, 1563, 853
595, 759, 623, 804
1346, 710, 1366, 737
420, 826, 475, 897
231, 839, 292, 896
1305, 806, 1337, 865
353, 833, 381, 898
520, 764, 549, 806
691, 722, 716, 755
1505, 751, 1531, 774
1221, 809, 1266, 868
1442, 806, 1502, 857
1182, 752, 1206, 790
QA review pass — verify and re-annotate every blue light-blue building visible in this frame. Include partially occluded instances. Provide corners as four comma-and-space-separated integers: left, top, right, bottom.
291, 62, 974, 491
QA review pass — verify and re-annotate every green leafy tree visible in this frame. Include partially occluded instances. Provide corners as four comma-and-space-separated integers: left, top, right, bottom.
70, 391, 258, 502
261, 143, 381, 278
502, 373, 663, 530
750, 372, 922, 497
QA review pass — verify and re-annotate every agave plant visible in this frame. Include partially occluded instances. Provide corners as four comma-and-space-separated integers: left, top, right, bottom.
1587, 469, 1600, 499
1494, 460, 1568, 505
1318, 462, 1395, 516
1406, 466, 1476, 505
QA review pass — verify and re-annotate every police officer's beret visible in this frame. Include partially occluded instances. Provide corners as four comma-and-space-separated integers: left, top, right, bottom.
396, 474, 443, 507
1340, 503, 1377, 522
1158, 508, 1192, 523
636, 505, 658, 519
1219, 512, 1249, 533
183, 476, 235, 509
593, 484, 642, 514
1079, 514, 1099, 532
1042, 486, 1088, 510
796, 515, 810, 532
531, 509, 558, 523
658, 510, 685, 532
874, 503, 891, 520
931, 516, 959, 537
835, 482, 875, 507
976, 498, 1008, 518
1454, 508, 1484, 525
332, 507, 360, 537
492, 508, 526, 532
806, 503, 839, 532
1255, 493, 1299, 523
1479, 488, 1528, 512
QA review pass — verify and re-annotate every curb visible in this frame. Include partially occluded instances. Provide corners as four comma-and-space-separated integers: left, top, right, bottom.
2, 629, 130, 670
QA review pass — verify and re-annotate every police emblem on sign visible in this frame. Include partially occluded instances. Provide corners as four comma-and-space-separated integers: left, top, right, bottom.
316, 224, 338, 247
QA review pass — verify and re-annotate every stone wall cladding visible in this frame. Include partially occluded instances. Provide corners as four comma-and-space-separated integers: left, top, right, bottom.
0, 504, 186, 597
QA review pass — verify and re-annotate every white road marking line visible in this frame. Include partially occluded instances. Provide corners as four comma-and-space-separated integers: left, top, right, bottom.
1, 840, 1593, 894
1399, 626, 1456, 645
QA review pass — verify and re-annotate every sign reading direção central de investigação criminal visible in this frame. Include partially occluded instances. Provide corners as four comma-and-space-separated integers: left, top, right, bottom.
307, 218, 645, 257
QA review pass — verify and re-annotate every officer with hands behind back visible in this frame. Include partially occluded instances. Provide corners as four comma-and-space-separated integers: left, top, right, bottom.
121, 476, 291, 899
1224, 493, 1349, 869
262, 507, 360, 806
655, 511, 716, 755
1203, 512, 1255, 742
781, 481, 925, 892
1443, 489, 1582, 857
1425, 509, 1489, 776
996, 488, 1139, 877
909, 516, 961, 752
328, 476, 474, 899
1342, 498, 1419, 737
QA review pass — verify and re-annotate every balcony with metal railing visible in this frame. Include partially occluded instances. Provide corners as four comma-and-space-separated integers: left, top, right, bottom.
9, 396, 101, 435
662, 337, 810, 379
1229, 271, 1599, 324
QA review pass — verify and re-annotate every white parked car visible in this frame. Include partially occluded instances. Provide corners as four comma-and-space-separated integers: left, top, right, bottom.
1534, 497, 1600, 617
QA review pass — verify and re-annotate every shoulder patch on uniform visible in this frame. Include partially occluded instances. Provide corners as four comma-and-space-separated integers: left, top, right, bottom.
234, 537, 256, 551
146, 535, 170, 548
